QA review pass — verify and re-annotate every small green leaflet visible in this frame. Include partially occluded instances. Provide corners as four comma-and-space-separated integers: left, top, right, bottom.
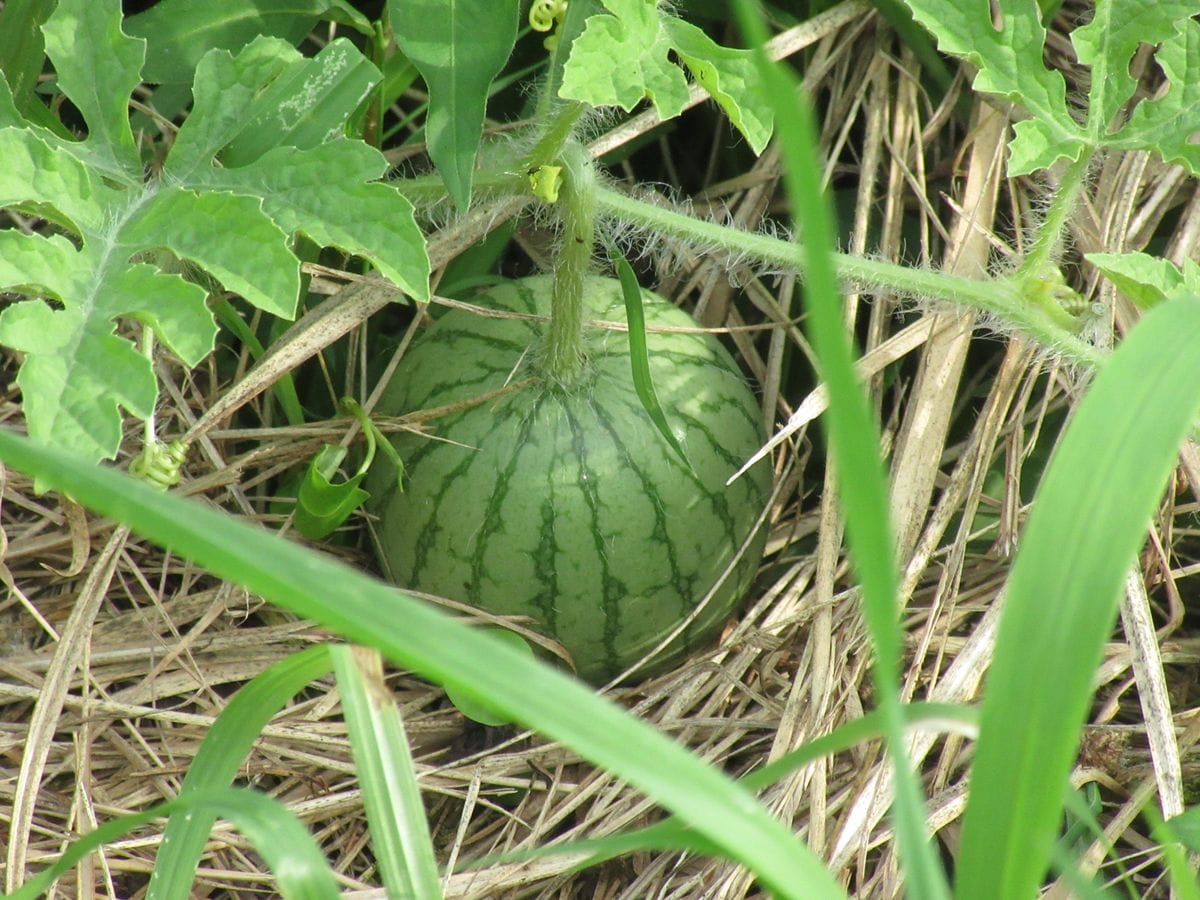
389, 0, 520, 211
903, 0, 1200, 175
294, 446, 371, 540
611, 251, 692, 471
0, 0, 429, 465
293, 399, 405, 540
1087, 252, 1200, 310
560, 0, 774, 154
444, 627, 536, 726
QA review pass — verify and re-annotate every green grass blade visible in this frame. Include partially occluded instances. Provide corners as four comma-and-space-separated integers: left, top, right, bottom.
15, 788, 339, 900
148, 645, 334, 899
955, 293, 1200, 898
732, 2, 950, 896
0, 431, 844, 899
331, 645, 442, 899
461, 702, 978, 874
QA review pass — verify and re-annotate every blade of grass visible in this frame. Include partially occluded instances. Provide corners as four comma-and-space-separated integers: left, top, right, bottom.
331, 645, 442, 899
0, 430, 844, 899
14, 788, 339, 900
148, 645, 334, 899
955, 293, 1200, 898
731, 2, 950, 896
461, 702, 978, 873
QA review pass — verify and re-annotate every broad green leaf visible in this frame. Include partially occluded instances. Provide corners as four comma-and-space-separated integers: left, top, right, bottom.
902, 0, 1085, 174
955, 294, 1200, 899
331, 646, 442, 898
1104, 15, 1200, 173
219, 39, 381, 167
41, 0, 143, 178
122, 187, 299, 319
0, 0, 57, 129
126, 0, 372, 85
148, 647, 334, 898
1088, 251, 1200, 309
662, 18, 774, 153
14, 788, 338, 900
390, 0, 519, 211
559, 0, 691, 120
1071, 0, 1196, 141
0, 431, 845, 899
195, 140, 430, 299
0, 0, 429, 463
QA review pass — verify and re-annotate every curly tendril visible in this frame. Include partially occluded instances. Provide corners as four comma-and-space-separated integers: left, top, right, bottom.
129, 439, 188, 491
529, 0, 568, 50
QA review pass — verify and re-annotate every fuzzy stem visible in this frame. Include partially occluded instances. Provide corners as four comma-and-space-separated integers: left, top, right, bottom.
522, 101, 586, 176
595, 185, 1104, 369
542, 142, 596, 384
1017, 153, 1091, 282
394, 169, 527, 204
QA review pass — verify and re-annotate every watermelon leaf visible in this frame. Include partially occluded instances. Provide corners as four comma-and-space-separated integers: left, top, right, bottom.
0, 0, 429, 465
1086, 251, 1200, 310
559, 0, 774, 153
125, 0, 373, 85
389, 0, 520, 211
903, 0, 1200, 175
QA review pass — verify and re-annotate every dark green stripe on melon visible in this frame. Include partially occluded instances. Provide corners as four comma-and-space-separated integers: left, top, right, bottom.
367, 275, 773, 684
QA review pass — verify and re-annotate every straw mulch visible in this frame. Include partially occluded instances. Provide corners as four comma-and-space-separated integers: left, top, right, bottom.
3, 1, 1199, 896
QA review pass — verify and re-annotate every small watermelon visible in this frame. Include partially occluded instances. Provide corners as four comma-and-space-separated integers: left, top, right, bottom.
367, 275, 772, 684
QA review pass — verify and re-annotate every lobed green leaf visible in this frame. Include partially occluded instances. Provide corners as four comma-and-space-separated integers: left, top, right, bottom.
0, 0, 430, 462
560, 0, 690, 120
902, 0, 1085, 174
197, 140, 430, 300
1104, 15, 1200, 173
1087, 251, 1200, 310
1071, 0, 1196, 141
126, 0, 372, 85
663, 18, 774, 154
41, 0, 144, 178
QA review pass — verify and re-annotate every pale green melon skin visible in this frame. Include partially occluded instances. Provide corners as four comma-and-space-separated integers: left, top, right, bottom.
367, 275, 773, 684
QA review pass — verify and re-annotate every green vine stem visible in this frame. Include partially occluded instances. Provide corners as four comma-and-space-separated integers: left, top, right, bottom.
1017, 153, 1091, 282
594, 185, 1104, 369
542, 141, 597, 384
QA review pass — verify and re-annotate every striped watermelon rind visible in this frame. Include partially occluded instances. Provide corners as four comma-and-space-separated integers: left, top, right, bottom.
367, 275, 772, 683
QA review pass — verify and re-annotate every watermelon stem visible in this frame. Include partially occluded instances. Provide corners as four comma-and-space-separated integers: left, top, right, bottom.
543, 141, 596, 384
